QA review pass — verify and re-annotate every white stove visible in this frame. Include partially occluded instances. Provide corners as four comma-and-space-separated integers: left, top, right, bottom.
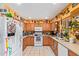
34, 27, 43, 47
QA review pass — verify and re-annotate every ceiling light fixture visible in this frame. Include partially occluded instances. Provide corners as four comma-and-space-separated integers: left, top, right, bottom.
28, 17, 31, 19
16, 3, 22, 6
45, 17, 48, 19
52, 3, 57, 5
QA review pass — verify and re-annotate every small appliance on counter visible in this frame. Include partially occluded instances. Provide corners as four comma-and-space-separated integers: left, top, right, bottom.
69, 38, 76, 43
51, 31, 56, 35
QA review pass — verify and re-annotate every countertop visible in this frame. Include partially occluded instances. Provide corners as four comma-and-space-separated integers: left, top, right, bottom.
23, 35, 79, 55
49, 36, 79, 56
23, 35, 34, 39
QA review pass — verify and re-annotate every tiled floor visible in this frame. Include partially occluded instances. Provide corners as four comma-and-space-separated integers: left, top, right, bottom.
22, 46, 55, 56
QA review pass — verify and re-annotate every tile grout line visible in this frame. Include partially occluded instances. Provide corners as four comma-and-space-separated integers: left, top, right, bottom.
23, 46, 55, 56
29, 46, 34, 56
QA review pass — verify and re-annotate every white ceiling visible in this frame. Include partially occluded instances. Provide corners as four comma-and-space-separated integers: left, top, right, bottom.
8, 3, 67, 19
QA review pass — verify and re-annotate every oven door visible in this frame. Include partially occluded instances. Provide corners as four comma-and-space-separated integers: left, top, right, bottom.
36, 36, 41, 42
34, 36, 43, 46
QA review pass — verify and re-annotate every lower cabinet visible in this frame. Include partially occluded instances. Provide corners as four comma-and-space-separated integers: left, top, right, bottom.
53, 40, 58, 56
23, 36, 34, 50
58, 43, 68, 56
50, 39, 58, 56
23, 36, 78, 56
43, 36, 51, 46
68, 50, 77, 56
50, 39, 54, 50
25, 37, 31, 46
50, 38, 78, 56
30, 36, 34, 46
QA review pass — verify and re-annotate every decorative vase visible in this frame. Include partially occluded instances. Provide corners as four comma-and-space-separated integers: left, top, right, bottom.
69, 37, 76, 43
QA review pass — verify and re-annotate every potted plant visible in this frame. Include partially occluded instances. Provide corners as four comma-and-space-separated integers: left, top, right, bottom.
63, 28, 69, 42
5, 12, 13, 18
69, 32, 76, 43
69, 20, 78, 28
69, 20, 77, 43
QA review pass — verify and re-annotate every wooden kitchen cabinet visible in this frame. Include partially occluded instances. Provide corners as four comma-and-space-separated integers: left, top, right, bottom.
25, 36, 34, 46
30, 36, 34, 46
51, 22, 56, 31
30, 23, 35, 31
23, 37, 30, 50
43, 36, 55, 46
23, 36, 34, 50
23, 23, 29, 32
23, 23, 35, 32
50, 39, 54, 50
43, 36, 58, 56
23, 20, 53, 32
53, 40, 58, 56
26, 23, 34, 31
50, 39, 58, 56
43, 36, 51, 46
68, 50, 77, 56
23, 37, 27, 50
26, 37, 31, 46
43, 23, 52, 31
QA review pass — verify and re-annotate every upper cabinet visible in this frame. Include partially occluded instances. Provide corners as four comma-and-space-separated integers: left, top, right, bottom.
61, 4, 71, 19
23, 20, 35, 32
23, 20, 52, 32
71, 3, 79, 15
61, 3, 79, 19
51, 22, 57, 31
72, 3, 78, 7
42, 20, 52, 31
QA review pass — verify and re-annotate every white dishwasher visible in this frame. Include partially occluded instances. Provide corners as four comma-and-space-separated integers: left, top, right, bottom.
58, 43, 68, 56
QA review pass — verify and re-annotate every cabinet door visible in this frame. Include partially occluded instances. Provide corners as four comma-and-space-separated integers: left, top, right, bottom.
25, 23, 35, 31
42, 23, 45, 31
50, 39, 54, 50
52, 23, 55, 31
23, 23, 29, 32
49, 40, 58, 56
23, 38, 27, 46
53, 40, 58, 56
30, 23, 35, 31
45, 23, 49, 31
25, 23, 28, 31
23, 36, 34, 50
23, 38, 26, 50
43, 23, 51, 31
48, 23, 52, 31
27, 37, 31, 45
43, 36, 50, 46
68, 50, 77, 56
30, 36, 34, 46
27, 36, 34, 46
23, 23, 26, 32
23, 37, 28, 50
